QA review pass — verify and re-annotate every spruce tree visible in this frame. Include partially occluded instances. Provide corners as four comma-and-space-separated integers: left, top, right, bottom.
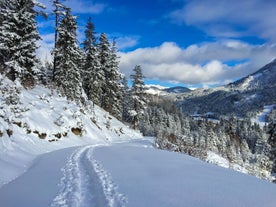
0, 0, 43, 87
82, 17, 96, 53
98, 33, 111, 110
107, 40, 124, 120
0, 0, 7, 73
52, 0, 67, 81
130, 65, 147, 129
53, 7, 84, 101
122, 76, 131, 122
268, 121, 276, 179
82, 17, 102, 104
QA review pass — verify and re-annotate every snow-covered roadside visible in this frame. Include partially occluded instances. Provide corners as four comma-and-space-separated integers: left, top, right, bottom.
1, 138, 275, 207
206, 151, 250, 175
0, 133, 95, 188
0, 147, 79, 207
0, 79, 142, 188
93, 141, 276, 207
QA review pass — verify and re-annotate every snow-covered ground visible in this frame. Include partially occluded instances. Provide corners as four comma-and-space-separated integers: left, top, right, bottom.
252, 105, 275, 127
1, 77, 276, 206
1, 139, 276, 207
0, 77, 141, 188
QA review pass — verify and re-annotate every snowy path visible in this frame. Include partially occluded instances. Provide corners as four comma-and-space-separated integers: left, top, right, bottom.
0, 144, 126, 207
0, 147, 77, 207
0, 139, 276, 207
51, 145, 126, 207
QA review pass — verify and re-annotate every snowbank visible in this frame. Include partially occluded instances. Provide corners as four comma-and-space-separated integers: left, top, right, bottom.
0, 77, 142, 187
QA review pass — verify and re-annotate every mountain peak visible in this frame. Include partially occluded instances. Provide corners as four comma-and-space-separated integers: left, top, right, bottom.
228, 59, 276, 91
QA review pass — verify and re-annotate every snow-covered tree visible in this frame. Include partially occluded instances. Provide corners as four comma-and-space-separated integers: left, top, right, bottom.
268, 121, 276, 178
82, 17, 96, 53
0, 0, 43, 87
53, 7, 84, 101
82, 17, 102, 104
52, 0, 67, 81
98, 33, 111, 110
106, 40, 124, 120
130, 65, 147, 129
97, 35, 124, 119
122, 76, 132, 122
0, 0, 7, 73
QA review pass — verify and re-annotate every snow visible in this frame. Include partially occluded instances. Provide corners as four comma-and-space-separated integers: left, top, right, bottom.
50, 145, 125, 207
240, 75, 254, 90
206, 151, 249, 174
206, 151, 230, 168
93, 141, 276, 207
0, 78, 141, 188
1, 78, 276, 206
0, 147, 77, 207
1, 138, 276, 207
252, 105, 275, 127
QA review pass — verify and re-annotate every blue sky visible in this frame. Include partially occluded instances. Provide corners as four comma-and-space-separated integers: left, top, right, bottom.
37, 0, 276, 88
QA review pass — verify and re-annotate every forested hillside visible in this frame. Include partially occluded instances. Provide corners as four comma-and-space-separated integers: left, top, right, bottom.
0, 0, 147, 127
177, 59, 276, 117
139, 62, 276, 182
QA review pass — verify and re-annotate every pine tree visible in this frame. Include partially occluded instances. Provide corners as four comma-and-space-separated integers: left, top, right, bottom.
268, 121, 276, 179
0, 0, 43, 87
0, 0, 7, 73
82, 17, 102, 104
53, 7, 84, 101
97, 35, 123, 119
52, 0, 67, 81
82, 17, 96, 53
130, 65, 147, 129
106, 40, 124, 120
122, 76, 132, 122
98, 33, 111, 110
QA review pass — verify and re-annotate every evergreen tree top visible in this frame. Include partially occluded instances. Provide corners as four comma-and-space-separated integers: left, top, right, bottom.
82, 17, 97, 52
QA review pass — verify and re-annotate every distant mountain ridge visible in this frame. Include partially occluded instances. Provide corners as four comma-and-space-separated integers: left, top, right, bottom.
177, 59, 276, 117
145, 85, 191, 96
228, 59, 276, 91
163, 86, 191, 93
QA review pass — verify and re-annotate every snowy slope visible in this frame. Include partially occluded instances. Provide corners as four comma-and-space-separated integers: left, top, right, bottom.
252, 105, 275, 127
228, 58, 276, 91
94, 141, 276, 207
177, 59, 276, 117
1, 139, 276, 207
0, 75, 141, 187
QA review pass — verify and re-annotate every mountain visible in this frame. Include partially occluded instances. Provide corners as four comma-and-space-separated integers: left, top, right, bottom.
163, 86, 191, 93
228, 59, 276, 91
145, 85, 191, 96
177, 59, 276, 117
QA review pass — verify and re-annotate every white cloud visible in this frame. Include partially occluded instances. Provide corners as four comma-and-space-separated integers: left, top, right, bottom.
169, 0, 276, 42
65, 1, 106, 14
38, 0, 106, 14
116, 36, 139, 50
119, 41, 276, 86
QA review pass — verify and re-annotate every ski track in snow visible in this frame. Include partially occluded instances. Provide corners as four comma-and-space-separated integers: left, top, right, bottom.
51, 145, 127, 207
